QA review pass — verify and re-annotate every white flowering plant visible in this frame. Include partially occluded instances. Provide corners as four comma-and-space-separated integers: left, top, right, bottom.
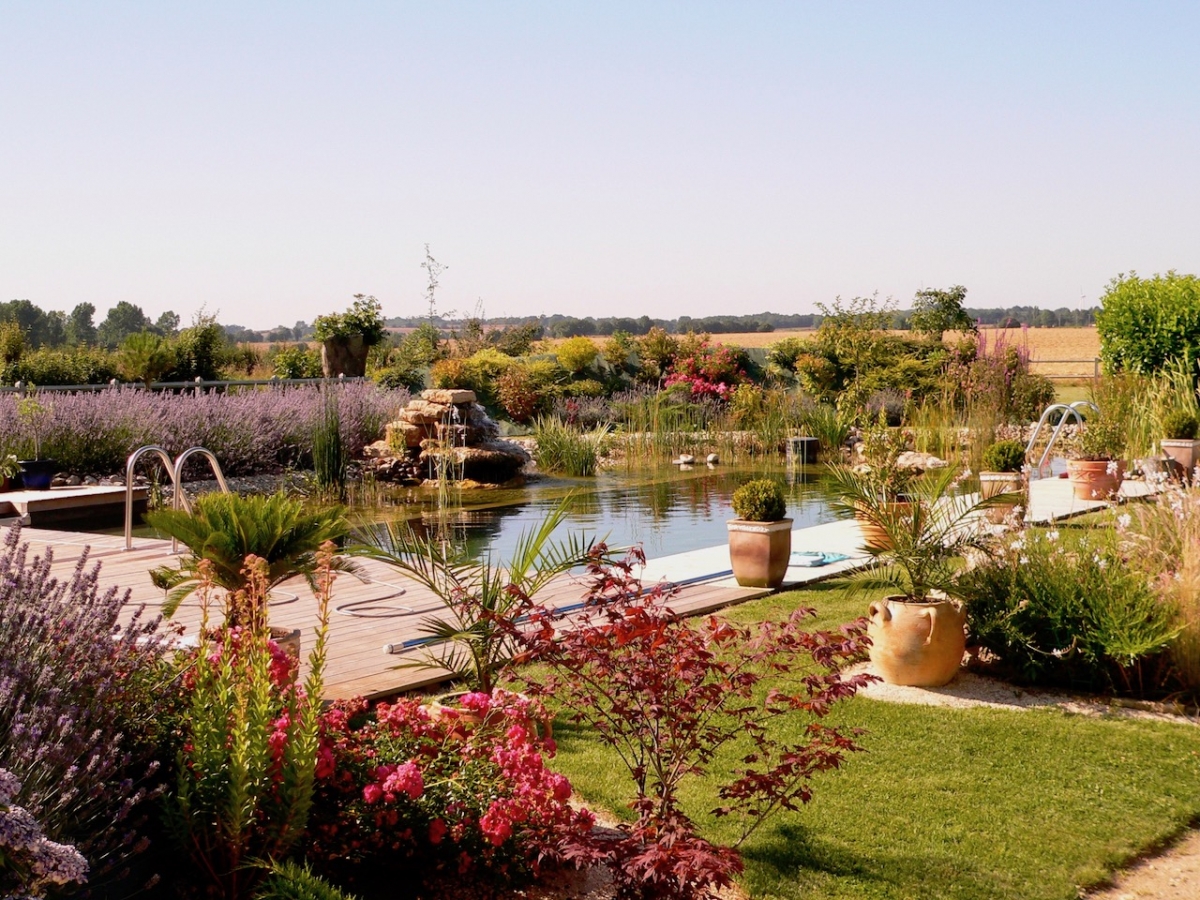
0, 768, 89, 898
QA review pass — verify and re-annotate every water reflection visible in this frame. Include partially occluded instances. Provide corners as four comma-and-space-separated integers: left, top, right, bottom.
361, 464, 840, 562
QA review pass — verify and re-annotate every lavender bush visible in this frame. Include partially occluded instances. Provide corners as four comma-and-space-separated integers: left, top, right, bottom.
0, 383, 407, 476
0, 527, 175, 888
1, 768, 90, 898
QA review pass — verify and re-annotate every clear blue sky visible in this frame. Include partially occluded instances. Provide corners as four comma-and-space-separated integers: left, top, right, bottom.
2, 2, 1197, 330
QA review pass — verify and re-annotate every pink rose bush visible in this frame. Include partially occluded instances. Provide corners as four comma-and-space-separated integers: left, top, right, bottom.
306, 690, 594, 885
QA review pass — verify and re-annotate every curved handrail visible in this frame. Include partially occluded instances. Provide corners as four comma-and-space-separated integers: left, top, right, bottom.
1025, 400, 1100, 476
125, 446, 177, 550
124, 445, 232, 551
171, 447, 231, 513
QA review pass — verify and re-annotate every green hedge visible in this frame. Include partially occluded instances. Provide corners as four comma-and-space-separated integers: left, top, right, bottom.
1097, 271, 1200, 374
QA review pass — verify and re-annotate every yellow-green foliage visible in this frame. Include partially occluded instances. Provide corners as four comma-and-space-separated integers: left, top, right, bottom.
555, 336, 600, 374
430, 347, 518, 408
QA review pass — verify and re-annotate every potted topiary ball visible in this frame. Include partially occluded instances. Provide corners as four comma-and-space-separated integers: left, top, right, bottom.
727, 479, 792, 589
979, 439, 1026, 524
1160, 409, 1200, 483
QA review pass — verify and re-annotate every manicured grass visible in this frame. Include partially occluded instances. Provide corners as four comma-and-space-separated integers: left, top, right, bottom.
547, 583, 1200, 900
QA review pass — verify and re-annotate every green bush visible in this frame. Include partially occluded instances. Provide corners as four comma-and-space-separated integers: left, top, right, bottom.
555, 335, 600, 374
255, 861, 357, 900
2, 347, 119, 386
1097, 271, 1200, 374
981, 440, 1026, 473
312, 295, 386, 347
960, 530, 1180, 694
1162, 409, 1199, 440
429, 348, 516, 410
271, 345, 323, 379
731, 478, 787, 521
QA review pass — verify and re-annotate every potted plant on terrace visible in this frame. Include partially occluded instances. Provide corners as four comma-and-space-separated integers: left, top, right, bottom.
827, 463, 1015, 686
313, 293, 386, 378
727, 478, 792, 589
146, 491, 354, 656
0, 454, 19, 492
1160, 409, 1200, 483
1067, 413, 1127, 500
979, 439, 1026, 523
16, 390, 57, 490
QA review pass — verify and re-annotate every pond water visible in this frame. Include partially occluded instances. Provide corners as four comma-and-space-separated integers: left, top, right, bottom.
355, 463, 842, 562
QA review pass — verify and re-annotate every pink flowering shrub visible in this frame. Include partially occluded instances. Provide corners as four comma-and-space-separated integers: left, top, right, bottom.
663, 338, 748, 401
306, 690, 594, 886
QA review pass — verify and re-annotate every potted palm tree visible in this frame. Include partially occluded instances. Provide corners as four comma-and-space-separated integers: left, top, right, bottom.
1067, 413, 1126, 501
1160, 409, 1200, 483
727, 478, 792, 589
978, 439, 1026, 524
146, 491, 354, 656
353, 500, 600, 697
826, 463, 1016, 686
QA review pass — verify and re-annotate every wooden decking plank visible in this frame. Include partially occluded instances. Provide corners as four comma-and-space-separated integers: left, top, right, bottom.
9, 525, 773, 700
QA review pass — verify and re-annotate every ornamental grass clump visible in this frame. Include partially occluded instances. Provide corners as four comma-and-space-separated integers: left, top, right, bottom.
531, 417, 611, 476
0, 527, 174, 890
305, 691, 595, 889
959, 527, 1180, 696
165, 549, 336, 900
510, 547, 876, 900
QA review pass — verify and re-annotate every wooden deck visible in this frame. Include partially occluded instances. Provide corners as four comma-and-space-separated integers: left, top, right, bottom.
14, 526, 769, 701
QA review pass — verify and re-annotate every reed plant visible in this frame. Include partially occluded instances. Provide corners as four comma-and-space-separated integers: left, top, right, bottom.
532, 417, 611, 476
311, 388, 347, 498
798, 402, 850, 456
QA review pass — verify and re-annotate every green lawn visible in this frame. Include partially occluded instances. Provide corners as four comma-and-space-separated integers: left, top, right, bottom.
546, 583, 1200, 900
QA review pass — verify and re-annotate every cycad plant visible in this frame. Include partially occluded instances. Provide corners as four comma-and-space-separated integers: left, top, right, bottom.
146, 491, 353, 626
826, 462, 1015, 601
353, 501, 602, 693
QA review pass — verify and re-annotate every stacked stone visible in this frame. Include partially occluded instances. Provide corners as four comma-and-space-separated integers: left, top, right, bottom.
385, 389, 498, 456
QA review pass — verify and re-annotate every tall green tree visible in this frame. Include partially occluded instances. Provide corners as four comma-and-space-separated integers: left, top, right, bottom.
97, 301, 152, 348
65, 302, 98, 346
910, 285, 976, 339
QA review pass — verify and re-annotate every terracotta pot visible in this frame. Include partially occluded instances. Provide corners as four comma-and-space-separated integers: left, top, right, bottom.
727, 518, 793, 588
320, 334, 369, 378
269, 626, 302, 662
1066, 459, 1125, 501
853, 501, 912, 551
867, 595, 966, 687
979, 471, 1023, 524
427, 692, 553, 740
1161, 439, 1200, 483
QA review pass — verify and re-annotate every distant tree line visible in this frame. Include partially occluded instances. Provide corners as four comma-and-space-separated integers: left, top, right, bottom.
1, 298, 1099, 352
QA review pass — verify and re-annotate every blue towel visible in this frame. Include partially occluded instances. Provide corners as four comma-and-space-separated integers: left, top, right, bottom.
789, 551, 850, 567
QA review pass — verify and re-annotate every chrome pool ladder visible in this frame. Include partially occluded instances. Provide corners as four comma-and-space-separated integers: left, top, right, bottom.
124, 445, 231, 551
1024, 400, 1099, 478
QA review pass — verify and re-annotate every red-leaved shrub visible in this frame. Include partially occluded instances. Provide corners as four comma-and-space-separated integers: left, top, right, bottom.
511, 547, 876, 900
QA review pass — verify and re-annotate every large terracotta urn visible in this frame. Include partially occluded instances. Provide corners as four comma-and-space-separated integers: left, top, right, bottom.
320, 333, 369, 378
867, 595, 966, 686
727, 518, 793, 589
1066, 459, 1125, 501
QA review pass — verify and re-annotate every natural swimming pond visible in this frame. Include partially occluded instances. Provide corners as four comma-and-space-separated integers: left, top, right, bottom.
355, 463, 841, 562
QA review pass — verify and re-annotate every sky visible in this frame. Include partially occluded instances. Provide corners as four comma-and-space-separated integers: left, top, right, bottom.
2, 2, 1198, 330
